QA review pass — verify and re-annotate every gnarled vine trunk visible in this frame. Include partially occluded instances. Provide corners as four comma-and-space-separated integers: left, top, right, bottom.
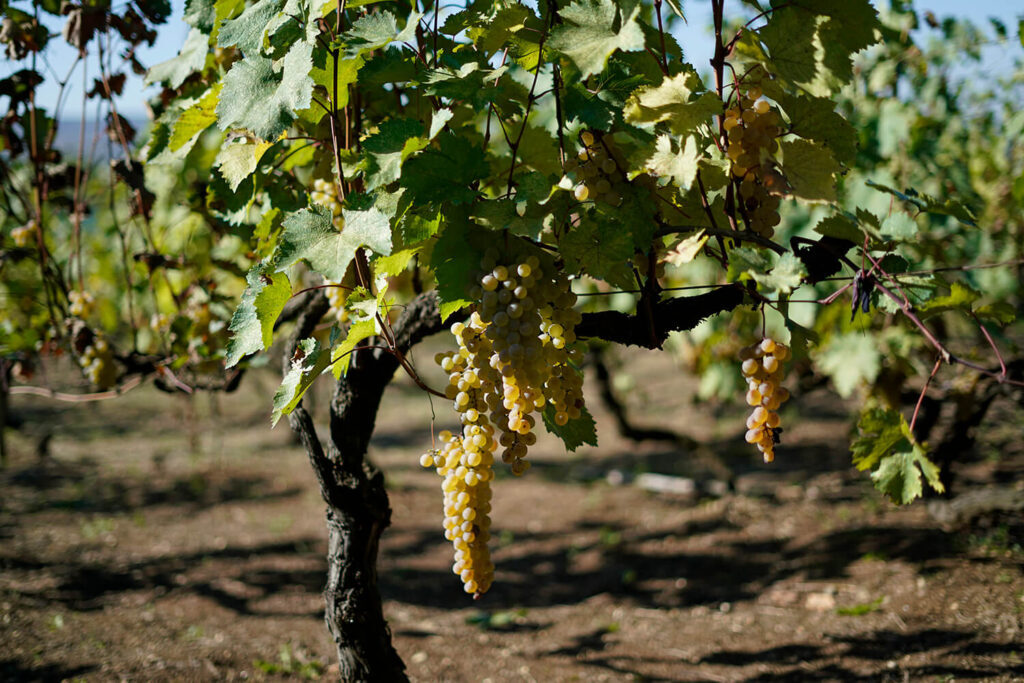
285, 291, 446, 681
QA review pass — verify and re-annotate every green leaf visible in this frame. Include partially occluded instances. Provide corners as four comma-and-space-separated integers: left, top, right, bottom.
871, 448, 943, 505
813, 214, 862, 242
477, 5, 533, 55
183, 0, 217, 32
272, 335, 334, 425
215, 136, 274, 190
779, 93, 857, 164
400, 133, 487, 205
362, 117, 426, 190
310, 53, 364, 109
879, 211, 917, 242
726, 246, 772, 285
624, 69, 722, 134
851, 407, 906, 472
276, 204, 393, 282
169, 84, 222, 152
216, 40, 313, 140
865, 180, 977, 227
974, 302, 1015, 325
560, 215, 635, 290
225, 263, 292, 367
549, 0, 645, 78
146, 28, 209, 88
217, 0, 285, 53
917, 282, 980, 319
645, 134, 700, 191
430, 216, 485, 320
758, 0, 879, 95
542, 403, 598, 452
330, 318, 376, 378
779, 139, 840, 202
750, 251, 806, 296
852, 406, 944, 504
815, 332, 880, 398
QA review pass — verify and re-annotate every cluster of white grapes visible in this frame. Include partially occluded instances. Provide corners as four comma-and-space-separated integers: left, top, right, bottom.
724, 87, 783, 238
69, 290, 94, 318
324, 281, 348, 324
420, 250, 585, 595
78, 334, 117, 389
11, 222, 34, 247
565, 131, 624, 206
740, 338, 790, 463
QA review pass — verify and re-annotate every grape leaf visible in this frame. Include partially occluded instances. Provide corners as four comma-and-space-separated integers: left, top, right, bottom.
917, 282, 980, 319
225, 263, 292, 367
815, 332, 880, 398
879, 211, 918, 242
812, 214, 863, 242
430, 215, 485, 321
549, 0, 645, 78
779, 93, 857, 164
560, 215, 634, 290
542, 404, 598, 452
215, 136, 274, 191
663, 230, 708, 266
974, 302, 1015, 325
865, 180, 977, 226
217, 0, 284, 53
272, 334, 334, 425
779, 139, 840, 202
726, 246, 772, 285
645, 134, 700, 191
400, 133, 487, 205
750, 251, 806, 296
362, 118, 426, 189
169, 84, 222, 152
330, 318, 376, 378
276, 204, 392, 282
624, 70, 722, 135
146, 28, 209, 88
851, 407, 944, 504
216, 41, 314, 140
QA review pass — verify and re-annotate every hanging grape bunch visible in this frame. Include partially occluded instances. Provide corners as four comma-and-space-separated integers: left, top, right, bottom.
68, 290, 95, 318
566, 131, 624, 206
70, 324, 117, 389
724, 87, 784, 238
420, 248, 585, 595
739, 338, 790, 463
324, 281, 348, 324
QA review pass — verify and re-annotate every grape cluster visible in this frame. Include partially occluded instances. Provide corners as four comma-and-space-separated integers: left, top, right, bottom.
420, 250, 585, 595
324, 281, 349, 324
11, 222, 34, 247
565, 131, 624, 206
724, 87, 783, 238
69, 290, 94, 318
78, 334, 117, 389
739, 338, 790, 463
419, 430, 495, 596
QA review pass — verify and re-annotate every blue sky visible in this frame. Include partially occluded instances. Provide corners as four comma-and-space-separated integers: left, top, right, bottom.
12, 0, 1024, 119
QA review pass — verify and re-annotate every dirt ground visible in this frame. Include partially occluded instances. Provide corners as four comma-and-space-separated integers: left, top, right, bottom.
2, 346, 1023, 682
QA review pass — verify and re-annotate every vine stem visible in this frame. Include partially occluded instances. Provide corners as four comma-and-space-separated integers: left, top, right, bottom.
909, 357, 942, 434
10, 376, 144, 402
